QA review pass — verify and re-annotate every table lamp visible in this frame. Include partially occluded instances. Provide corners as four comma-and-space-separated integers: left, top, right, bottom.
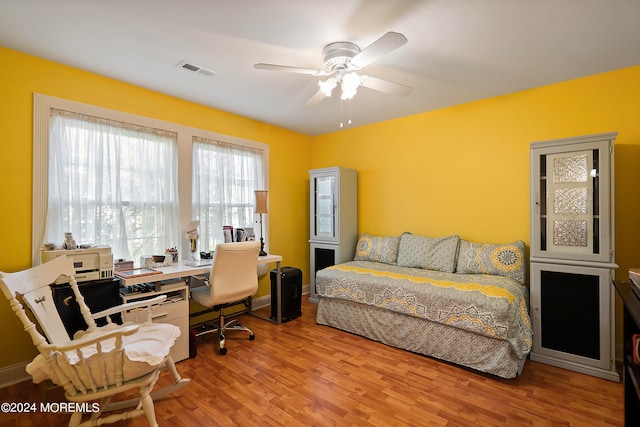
254, 190, 268, 256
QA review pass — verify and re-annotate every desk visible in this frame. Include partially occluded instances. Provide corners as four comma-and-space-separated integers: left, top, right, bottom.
117, 254, 284, 324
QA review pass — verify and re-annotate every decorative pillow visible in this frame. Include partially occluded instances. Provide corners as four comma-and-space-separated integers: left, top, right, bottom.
354, 233, 401, 265
396, 233, 460, 273
455, 239, 526, 284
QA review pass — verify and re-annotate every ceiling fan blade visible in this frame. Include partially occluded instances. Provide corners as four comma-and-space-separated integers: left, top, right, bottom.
303, 89, 327, 109
254, 63, 329, 76
361, 76, 412, 97
350, 32, 408, 68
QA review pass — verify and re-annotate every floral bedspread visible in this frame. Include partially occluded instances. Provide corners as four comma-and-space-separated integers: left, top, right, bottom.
316, 260, 532, 358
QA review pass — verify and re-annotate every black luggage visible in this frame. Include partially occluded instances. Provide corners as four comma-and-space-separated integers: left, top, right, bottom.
270, 266, 302, 322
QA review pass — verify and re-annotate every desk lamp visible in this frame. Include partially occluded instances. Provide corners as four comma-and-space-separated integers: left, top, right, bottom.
254, 190, 268, 256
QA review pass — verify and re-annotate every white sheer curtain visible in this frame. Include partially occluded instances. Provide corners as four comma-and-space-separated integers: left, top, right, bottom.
192, 137, 264, 252
46, 109, 181, 261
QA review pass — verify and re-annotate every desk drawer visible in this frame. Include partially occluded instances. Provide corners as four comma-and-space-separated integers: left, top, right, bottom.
122, 286, 187, 322
166, 315, 189, 362
123, 297, 187, 324
120, 282, 190, 361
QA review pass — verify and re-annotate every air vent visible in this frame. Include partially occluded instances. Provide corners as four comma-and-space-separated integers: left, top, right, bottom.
177, 60, 217, 79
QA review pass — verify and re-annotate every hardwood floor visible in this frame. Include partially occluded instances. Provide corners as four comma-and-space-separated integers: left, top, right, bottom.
0, 296, 624, 426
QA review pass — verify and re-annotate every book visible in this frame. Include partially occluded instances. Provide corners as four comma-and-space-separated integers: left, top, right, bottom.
223, 226, 234, 242
630, 268, 640, 287
235, 227, 255, 242
633, 334, 640, 365
236, 228, 247, 242
630, 269, 640, 299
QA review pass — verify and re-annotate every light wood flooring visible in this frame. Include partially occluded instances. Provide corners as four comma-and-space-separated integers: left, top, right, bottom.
0, 296, 624, 426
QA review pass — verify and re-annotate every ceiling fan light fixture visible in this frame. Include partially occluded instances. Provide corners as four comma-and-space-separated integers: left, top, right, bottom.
254, 32, 411, 110
340, 72, 362, 100
319, 77, 337, 97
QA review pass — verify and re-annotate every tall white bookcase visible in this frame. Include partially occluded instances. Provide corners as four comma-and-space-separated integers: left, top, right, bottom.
529, 132, 618, 381
308, 167, 357, 303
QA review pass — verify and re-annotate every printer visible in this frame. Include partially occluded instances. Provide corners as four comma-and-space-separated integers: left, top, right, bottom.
42, 246, 114, 283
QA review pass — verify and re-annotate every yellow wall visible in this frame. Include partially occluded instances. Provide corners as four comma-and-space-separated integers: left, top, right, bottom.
311, 65, 640, 350
2, 43, 640, 371
312, 66, 640, 249
0, 46, 312, 367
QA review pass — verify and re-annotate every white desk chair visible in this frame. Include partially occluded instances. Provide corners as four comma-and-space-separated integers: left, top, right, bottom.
190, 241, 260, 355
0, 255, 189, 427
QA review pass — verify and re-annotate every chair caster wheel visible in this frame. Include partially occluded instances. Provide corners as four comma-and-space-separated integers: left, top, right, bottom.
218, 334, 226, 355
249, 334, 255, 341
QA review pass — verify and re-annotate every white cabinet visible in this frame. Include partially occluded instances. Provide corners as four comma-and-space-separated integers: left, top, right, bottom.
529, 132, 618, 381
121, 281, 190, 362
530, 262, 616, 378
309, 167, 357, 303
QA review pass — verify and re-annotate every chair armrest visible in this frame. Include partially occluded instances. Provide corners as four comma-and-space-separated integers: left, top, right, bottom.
53, 324, 140, 352
190, 275, 209, 288
92, 295, 167, 319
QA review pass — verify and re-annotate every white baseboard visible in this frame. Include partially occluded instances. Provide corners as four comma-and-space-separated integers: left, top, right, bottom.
530, 352, 620, 382
0, 362, 30, 388
616, 342, 623, 364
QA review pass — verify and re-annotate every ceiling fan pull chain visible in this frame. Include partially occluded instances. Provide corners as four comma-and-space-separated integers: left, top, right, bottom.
339, 99, 354, 129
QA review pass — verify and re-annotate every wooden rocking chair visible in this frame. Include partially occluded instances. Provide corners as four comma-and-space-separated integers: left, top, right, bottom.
0, 255, 190, 427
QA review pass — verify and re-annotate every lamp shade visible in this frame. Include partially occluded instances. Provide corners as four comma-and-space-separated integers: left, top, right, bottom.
254, 190, 268, 214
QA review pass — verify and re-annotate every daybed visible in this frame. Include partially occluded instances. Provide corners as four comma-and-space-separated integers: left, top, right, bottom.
315, 233, 532, 379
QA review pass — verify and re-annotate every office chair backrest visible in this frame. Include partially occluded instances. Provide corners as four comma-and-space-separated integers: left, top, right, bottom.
208, 241, 261, 305
0, 255, 78, 345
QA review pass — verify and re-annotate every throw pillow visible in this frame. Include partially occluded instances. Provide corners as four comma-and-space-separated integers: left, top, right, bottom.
354, 233, 401, 265
455, 239, 526, 284
396, 233, 460, 273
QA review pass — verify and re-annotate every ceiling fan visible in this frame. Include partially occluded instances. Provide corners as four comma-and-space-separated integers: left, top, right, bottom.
254, 31, 412, 109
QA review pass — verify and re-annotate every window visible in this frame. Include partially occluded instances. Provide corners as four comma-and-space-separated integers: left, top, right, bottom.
46, 109, 180, 262
192, 137, 264, 252
33, 94, 269, 265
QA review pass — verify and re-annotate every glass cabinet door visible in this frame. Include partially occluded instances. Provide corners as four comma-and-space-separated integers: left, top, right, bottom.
313, 175, 335, 239
530, 136, 614, 264
541, 149, 597, 257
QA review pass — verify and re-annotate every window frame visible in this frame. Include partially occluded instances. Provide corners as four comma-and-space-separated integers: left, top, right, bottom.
33, 93, 269, 265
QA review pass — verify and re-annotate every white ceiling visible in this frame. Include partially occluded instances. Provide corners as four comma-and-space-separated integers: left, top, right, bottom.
2, 0, 640, 136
